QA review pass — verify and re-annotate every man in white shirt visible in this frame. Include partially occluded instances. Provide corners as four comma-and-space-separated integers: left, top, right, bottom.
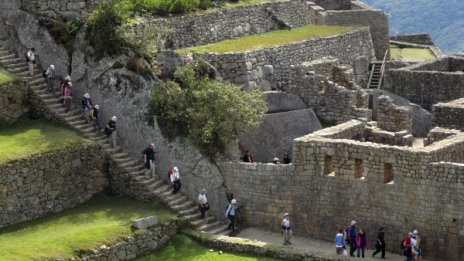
170, 167, 181, 194
282, 213, 292, 245
197, 189, 209, 218
26, 48, 35, 76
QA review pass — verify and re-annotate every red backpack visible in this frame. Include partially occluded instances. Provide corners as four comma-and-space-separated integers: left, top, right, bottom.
167, 168, 173, 183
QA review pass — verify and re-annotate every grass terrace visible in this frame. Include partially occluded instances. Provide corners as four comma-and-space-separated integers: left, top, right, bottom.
0, 118, 90, 163
178, 25, 356, 54
0, 67, 19, 85
390, 44, 437, 61
0, 193, 176, 261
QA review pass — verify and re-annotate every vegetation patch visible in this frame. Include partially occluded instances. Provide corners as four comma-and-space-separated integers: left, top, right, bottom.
390, 44, 437, 61
0, 193, 176, 261
0, 118, 90, 163
178, 25, 356, 54
149, 63, 266, 157
0, 67, 19, 85
135, 234, 283, 261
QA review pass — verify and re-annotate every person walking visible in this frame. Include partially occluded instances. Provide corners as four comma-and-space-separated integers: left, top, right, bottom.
91, 105, 101, 133
63, 82, 72, 112
44, 65, 55, 93
60, 76, 71, 96
348, 220, 358, 257
81, 93, 92, 123
335, 229, 345, 255
26, 48, 36, 76
104, 116, 117, 148
282, 153, 291, 164
170, 166, 181, 194
372, 227, 386, 259
355, 228, 369, 258
281, 213, 292, 245
143, 143, 156, 177
412, 230, 422, 261
402, 232, 415, 261
197, 189, 209, 219
225, 199, 238, 232
243, 149, 254, 163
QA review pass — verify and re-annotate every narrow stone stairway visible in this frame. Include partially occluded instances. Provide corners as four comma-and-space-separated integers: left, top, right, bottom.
0, 44, 228, 236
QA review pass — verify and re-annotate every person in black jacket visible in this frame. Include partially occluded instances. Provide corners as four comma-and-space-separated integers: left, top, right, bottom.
372, 227, 386, 258
143, 143, 156, 176
104, 116, 117, 148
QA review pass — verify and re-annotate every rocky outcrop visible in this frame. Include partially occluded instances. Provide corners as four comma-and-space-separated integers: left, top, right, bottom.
0, 80, 28, 127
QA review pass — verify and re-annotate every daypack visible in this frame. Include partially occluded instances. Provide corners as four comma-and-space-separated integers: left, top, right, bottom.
400, 239, 405, 249
25, 52, 28, 63
167, 168, 173, 182
42, 69, 47, 78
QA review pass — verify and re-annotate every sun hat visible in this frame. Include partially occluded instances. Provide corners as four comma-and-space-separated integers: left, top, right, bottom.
111, 116, 117, 121
284, 213, 289, 216
351, 220, 357, 226
231, 199, 237, 204
173, 166, 178, 172
84, 93, 90, 98
94, 105, 99, 109
50, 65, 55, 70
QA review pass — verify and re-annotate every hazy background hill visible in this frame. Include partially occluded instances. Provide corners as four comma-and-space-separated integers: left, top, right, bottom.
363, 0, 464, 54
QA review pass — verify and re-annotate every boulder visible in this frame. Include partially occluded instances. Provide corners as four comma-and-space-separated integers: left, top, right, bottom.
132, 216, 158, 229
265, 91, 307, 113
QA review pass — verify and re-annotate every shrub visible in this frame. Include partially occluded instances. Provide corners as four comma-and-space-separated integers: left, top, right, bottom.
149, 64, 266, 157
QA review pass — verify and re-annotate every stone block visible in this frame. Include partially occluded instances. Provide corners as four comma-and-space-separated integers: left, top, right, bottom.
264, 91, 307, 113
132, 216, 158, 229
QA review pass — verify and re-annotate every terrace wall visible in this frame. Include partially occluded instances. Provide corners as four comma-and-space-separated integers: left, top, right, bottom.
0, 143, 107, 228
0, 80, 28, 127
390, 33, 435, 46
433, 98, 464, 131
219, 120, 464, 260
195, 29, 374, 91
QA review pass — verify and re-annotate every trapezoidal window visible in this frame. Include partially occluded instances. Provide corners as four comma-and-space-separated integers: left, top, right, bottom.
384, 163, 394, 184
355, 159, 364, 179
324, 156, 335, 176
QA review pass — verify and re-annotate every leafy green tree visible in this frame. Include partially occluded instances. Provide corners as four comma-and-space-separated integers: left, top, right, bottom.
150, 64, 266, 158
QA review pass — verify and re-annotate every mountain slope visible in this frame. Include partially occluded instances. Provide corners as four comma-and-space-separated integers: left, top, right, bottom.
363, 0, 464, 53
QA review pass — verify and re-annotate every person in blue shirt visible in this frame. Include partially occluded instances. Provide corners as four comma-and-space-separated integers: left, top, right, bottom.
335, 229, 345, 255
225, 199, 238, 232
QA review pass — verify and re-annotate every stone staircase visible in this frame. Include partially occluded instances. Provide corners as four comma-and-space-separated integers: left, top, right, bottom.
0, 44, 228, 236
368, 61, 382, 89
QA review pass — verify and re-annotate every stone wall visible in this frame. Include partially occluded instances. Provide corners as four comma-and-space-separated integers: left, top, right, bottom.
79, 221, 178, 261
0, 143, 107, 228
308, 1, 389, 60
18, 0, 100, 18
432, 98, 464, 131
376, 95, 412, 133
195, 29, 374, 91
311, 0, 351, 10
287, 61, 371, 124
365, 126, 413, 146
390, 33, 435, 46
219, 121, 464, 260
424, 127, 461, 146
383, 57, 464, 110
0, 80, 28, 127
0, 0, 18, 18
152, 0, 310, 49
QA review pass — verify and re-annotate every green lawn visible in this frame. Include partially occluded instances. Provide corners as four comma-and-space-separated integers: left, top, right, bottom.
0, 193, 176, 261
390, 44, 437, 61
178, 25, 356, 54
0, 118, 90, 163
136, 234, 283, 261
0, 67, 19, 85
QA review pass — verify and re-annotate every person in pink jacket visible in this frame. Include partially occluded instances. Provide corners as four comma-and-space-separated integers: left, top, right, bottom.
355, 228, 369, 258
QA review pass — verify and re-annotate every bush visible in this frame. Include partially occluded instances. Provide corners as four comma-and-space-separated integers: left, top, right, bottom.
149, 64, 266, 157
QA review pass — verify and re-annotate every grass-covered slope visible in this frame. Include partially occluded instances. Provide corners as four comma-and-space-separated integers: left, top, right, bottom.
0, 118, 91, 163
135, 234, 283, 261
390, 44, 437, 61
0, 67, 19, 85
179, 25, 356, 54
0, 194, 176, 261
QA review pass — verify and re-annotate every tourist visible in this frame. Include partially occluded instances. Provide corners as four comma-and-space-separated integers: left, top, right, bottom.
197, 189, 209, 219
142, 143, 156, 176
348, 220, 358, 257
412, 230, 422, 261
402, 232, 415, 261
26, 47, 36, 76
282, 153, 291, 164
60, 76, 71, 96
355, 228, 369, 258
170, 166, 181, 194
91, 105, 101, 133
372, 227, 386, 259
243, 149, 254, 163
281, 213, 292, 245
44, 64, 55, 93
272, 157, 280, 164
225, 199, 238, 232
104, 116, 117, 148
335, 229, 345, 255
81, 93, 92, 123
63, 81, 72, 112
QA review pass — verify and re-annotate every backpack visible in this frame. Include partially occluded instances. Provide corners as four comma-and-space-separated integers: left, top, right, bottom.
25, 52, 29, 63
167, 168, 173, 182
42, 69, 47, 78
400, 239, 405, 249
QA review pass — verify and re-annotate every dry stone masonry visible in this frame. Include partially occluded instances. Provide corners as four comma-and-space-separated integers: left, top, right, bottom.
376, 95, 412, 133
0, 80, 28, 127
432, 98, 464, 131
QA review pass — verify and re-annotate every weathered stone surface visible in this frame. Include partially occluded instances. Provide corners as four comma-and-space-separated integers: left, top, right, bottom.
376, 95, 412, 133
432, 98, 464, 132
132, 216, 158, 229
0, 81, 28, 127
238, 109, 321, 163
264, 91, 306, 113
390, 33, 435, 46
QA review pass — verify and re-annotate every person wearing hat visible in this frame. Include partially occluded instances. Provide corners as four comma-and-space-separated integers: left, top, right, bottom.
45, 64, 55, 93
272, 157, 280, 164
412, 229, 422, 261
372, 226, 386, 258
104, 116, 117, 148
26, 47, 36, 76
91, 105, 101, 133
142, 143, 156, 177
170, 166, 181, 194
402, 232, 415, 261
81, 93, 93, 123
348, 220, 358, 257
197, 189, 209, 219
63, 81, 73, 112
225, 199, 238, 232
281, 213, 292, 245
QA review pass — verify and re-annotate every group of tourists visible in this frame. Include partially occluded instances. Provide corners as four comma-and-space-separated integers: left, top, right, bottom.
242, 149, 292, 164
401, 230, 423, 261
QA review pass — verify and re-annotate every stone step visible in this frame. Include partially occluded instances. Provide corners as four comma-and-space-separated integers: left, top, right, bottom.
170, 201, 192, 211
4, 62, 28, 69
0, 57, 22, 64
179, 206, 198, 216
29, 78, 46, 85
169, 195, 187, 206
0, 53, 16, 60
184, 212, 203, 221
0, 50, 11, 56
119, 159, 140, 168
206, 224, 229, 235
104, 146, 122, 154
112, 156, 133, 165
145, 180, 164, 190
38, 93, 60, 99
111, 152, 130, 160
191, 216, 215, 227
42, 98, 61, 105
123, 164, 145, 173
8, 66, 28, 73
197, 220, 222, 231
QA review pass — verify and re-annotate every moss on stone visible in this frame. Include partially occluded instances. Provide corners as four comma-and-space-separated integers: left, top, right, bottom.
0, 67, 19, 85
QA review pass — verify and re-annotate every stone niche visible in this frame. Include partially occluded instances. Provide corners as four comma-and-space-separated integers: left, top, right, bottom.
0, 143, 107, 228
0, 80, 28, 127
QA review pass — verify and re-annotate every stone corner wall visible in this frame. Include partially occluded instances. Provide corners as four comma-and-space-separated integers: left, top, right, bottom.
432, 98, 464, 131
390, 33, 435, 46
0, 143, 108, 228
0, 80, 28, 127
376, 95, 412, 133
424, 127, 461, 146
